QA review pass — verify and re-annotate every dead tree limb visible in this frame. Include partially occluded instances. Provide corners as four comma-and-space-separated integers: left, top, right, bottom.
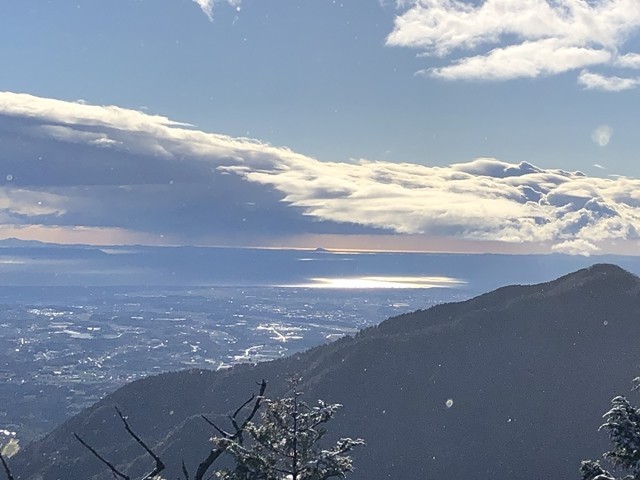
75, 406, 165, 480
115, 407, 165, 479
0, 451, 15, 480
74, 380, 266, 480
74, 433, 129, 480
200, 416, 232, 439
192, 379, 267, 480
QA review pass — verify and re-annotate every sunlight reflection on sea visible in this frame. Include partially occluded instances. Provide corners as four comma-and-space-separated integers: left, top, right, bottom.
284, 275, 466, 289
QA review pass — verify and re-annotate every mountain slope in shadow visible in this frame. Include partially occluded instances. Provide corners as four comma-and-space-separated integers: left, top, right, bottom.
13, 264, 640, 480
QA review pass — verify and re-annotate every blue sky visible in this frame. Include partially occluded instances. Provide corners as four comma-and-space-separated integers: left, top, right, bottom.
0, 1, 640, 254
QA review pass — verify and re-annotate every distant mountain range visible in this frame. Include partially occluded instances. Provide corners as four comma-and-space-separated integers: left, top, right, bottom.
12, 263, 640, 479
0, 238, 53, 248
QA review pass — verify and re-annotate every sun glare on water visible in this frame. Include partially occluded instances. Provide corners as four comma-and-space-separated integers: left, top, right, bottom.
292, 276, 465, 289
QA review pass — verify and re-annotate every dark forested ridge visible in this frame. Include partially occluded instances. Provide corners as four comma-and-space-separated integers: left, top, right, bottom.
12, 264, 640, 479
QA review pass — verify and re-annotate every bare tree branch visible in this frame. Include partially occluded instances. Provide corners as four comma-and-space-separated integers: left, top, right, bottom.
74, 381, 266, 480
200, 415, 232, 439
232, 393, 258, 419
230, 393, 257, 438
0, 451, 15, 480
114, 407, 165, 480
74, 433, 130, 480
75, 407, 165, 480
193, 379, 267, 480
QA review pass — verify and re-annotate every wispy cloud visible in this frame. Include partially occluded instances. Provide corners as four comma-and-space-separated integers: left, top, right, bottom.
192, 0, 241, 21
591, 125, 613, 147
2, 92, 640, 255
387, 0, 640, 90
616, 53, 640, 69
578, 70, 640, 91
192, 0, 214, 21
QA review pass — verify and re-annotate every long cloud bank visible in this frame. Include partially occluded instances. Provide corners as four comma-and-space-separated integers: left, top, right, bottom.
0, 92, 639, 255
387, 0, 640, 91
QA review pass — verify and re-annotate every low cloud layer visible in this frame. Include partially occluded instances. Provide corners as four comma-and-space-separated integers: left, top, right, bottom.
0, 92, 639, 255
387, 0, 640, 91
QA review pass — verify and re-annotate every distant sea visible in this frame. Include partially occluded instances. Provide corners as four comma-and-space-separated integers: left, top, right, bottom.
0, 241, 639, 290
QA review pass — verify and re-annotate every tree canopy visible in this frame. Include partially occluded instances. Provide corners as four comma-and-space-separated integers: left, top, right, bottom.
216, 389, 364, 480
581, 378, 640, 480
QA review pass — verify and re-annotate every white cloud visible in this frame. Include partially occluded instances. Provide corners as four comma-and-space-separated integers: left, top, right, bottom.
193, 0, 215, 21
551, 239, 600, 256
577, 70, 640, 91
0, 92, 190, 130
192, 0, 241, 21
224, 155, 640, 254
387, 0, 640, 89
615, 52, 640, 69
430, 40, 610, 81
591, 124, 613, 147
2, 92, 640, 255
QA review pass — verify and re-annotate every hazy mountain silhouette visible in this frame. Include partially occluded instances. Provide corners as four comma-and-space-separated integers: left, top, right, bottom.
12, 264, 640, 480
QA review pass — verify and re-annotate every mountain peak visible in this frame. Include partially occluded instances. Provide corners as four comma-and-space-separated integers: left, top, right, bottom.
541, 263, 639, 296
563, 263, 631, 278
377, 263, 640, 336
